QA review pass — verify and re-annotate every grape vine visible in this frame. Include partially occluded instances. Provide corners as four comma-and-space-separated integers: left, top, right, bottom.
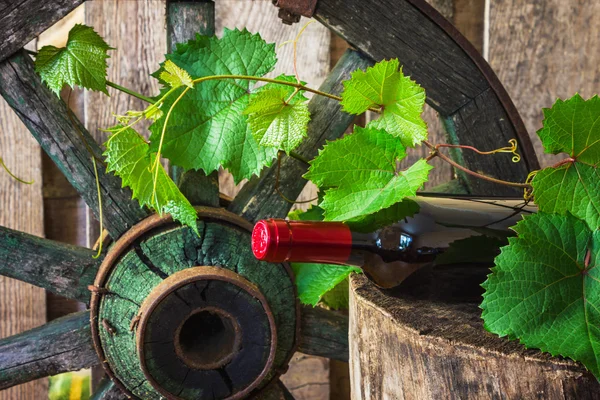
30, 24, 600, 380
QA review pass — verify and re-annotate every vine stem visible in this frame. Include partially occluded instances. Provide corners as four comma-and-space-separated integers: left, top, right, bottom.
423, 140, 531, 189
106, 81, 155, 104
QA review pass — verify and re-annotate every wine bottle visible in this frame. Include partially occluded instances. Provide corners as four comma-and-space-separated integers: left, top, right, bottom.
251, 196, 536, 288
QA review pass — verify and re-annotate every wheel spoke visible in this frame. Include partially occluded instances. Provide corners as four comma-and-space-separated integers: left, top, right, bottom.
167, 0, 220, 207
90, 378, 126, 400
299, 306, 348, 362
0, 52, 150, 238
0, 311, 98, 390
0, 224, 99, 302
228, 50, 372, 222
0, 0, 84, 62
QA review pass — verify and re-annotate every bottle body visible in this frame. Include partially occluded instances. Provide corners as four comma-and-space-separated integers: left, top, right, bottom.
251, 197, 536, 288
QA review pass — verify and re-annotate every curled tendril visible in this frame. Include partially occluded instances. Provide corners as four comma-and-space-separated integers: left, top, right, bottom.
523, 169, 539, 202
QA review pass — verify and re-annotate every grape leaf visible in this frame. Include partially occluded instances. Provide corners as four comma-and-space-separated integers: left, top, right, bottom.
159, 60, 193, 89
537, 94, 600, 164
104, 125, 198, 235
244, 83, 310, 153
340, 59, 427, 147
532, 163, 600, 229
346, 199, 419, 233
35, 24, 112, 95
481, 213, 600, 379
292, 262, 360, 307
305, 126, 432, 221
149, 29, 278, 183
321, 277, 350, 310
289, 199, 420, 234
532, 95, 600, 229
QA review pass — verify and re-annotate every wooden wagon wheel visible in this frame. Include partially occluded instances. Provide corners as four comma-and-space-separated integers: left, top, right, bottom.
0, 0, 568, 399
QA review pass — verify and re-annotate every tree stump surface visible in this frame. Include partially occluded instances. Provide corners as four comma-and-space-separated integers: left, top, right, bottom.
349, 268, 600, 399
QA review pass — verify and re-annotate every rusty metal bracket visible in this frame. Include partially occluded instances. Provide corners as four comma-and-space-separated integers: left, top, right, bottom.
272, 0, 318, 25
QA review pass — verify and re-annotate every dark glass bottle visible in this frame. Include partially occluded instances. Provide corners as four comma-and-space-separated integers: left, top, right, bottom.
251, 197, 535, 288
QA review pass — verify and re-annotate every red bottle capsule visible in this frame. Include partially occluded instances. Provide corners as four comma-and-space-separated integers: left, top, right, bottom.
252, 219, 352, 264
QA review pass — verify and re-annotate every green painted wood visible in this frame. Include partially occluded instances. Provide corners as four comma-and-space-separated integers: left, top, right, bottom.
90, 379, 126, 400
299, 306, 349, 363
313, 0, 539, 196
167, 0, 220, 207
98, 220, 297, 399
141, 222, 296, 380
0, 311, 98, 390
0, 52, 150, 239
0, 224, 99, 302
0, 0, 85, 62
228, 49, 373, 222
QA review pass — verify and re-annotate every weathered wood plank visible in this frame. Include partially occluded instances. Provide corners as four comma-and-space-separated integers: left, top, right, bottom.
0, 52, 150, 239
167, 0, 220, 207
228, 49, 372, 222
0, 43, 46, 399
0, 0, 85, 62
90, 378, 126, 400
314, 0, 539, 196
0, 225, 99, 302
0, 311, 98, 390
349, 271, 600, 399
489, 0, 600, 168
299, 306, 348, 363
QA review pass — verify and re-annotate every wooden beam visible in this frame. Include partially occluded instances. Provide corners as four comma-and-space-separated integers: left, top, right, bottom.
0, 51, 150, 239
299, 306, 349, 363
0, 0, 85, 62
0, 311, 98, 390
228, 49, 372, 222
0, 225, 99, 302
314, 0, 539, 196
167, 0, 220, 207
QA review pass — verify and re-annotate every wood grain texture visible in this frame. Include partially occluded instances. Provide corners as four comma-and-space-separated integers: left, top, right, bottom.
0, 46, 46, 400
0, 0, 85, 62
215, 0, 330, 202
0, 225, 99, 302
349, 270, 600, 399
167, 0, 221, 207
0, 311, 98, 391
299, 306, 349, 363
0, 52, 149, 239
314, 0, 539, 196
489, 0, 600, 168
228, 50, 372, 222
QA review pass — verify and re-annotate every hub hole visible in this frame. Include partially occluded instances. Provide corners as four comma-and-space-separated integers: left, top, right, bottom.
175, 308, 241, 370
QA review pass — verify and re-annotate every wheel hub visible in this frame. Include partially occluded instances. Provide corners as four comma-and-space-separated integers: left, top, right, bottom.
90, 208, 298, 400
